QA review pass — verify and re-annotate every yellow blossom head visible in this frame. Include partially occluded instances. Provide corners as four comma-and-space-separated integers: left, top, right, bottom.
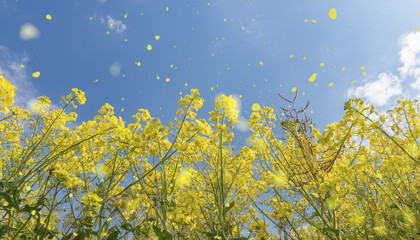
0, 73, 17, 115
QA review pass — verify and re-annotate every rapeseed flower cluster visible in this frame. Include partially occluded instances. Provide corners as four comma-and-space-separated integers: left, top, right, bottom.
0, 77, 419, 239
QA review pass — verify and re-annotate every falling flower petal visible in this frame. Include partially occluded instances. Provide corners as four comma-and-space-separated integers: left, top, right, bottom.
329, 8, 337, 19
32, 71, 40, 78
308, 73, 317, 82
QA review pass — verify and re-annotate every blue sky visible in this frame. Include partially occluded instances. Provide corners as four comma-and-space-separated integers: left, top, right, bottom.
2, 0, 420, 142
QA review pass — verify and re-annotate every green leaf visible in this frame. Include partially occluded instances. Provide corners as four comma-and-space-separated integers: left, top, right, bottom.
73, 229, 87, 240
0, 224, 15, 238
198, 230, 227, 240
121, 220, 133, 231
231, 237, 249, 240
61, 232, 74, 240
309, 211, 320, 220
19, 234, 29, 240
322, 227, 339, 236
343, 235, 359, 240
152, 226, 173, 240
0, 191, 17, 209
106, 227, 120, 240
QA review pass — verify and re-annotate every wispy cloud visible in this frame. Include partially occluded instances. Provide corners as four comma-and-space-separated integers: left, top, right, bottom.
0, 45, 38, 111
243, 20, 262, 39
101, 15, 126, 34
347, 72, 401, 106
348, 31, 420, 106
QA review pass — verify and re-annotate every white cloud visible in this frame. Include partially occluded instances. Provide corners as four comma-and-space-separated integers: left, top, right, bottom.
20, 23, 40, 40
244, 20, 262, 39
398, 32, 420, 78
398, 31, 420, 90
348, 31, 420, 106
102, 15, 126, 34
0, 46, 38, 111
348, 72, 401, 106
109, 62, 121, 76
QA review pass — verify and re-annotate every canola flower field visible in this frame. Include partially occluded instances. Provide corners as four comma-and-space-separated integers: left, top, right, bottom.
1, 73, 420, 239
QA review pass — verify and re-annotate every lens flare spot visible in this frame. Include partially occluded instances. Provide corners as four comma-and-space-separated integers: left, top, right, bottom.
252, 103, 261, 111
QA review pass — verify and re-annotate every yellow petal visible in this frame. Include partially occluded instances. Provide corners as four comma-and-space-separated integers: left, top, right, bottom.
46, 14, 52, 20
328, 82, 334, 87
155, 35, 160, 40
252, 103, 261, 111
32, 71, 40, 78
291, 87, 297, 92
312, 19, 317, 23
308, 73, 317, 82
329, 8, 337, 20
320, 62, 325, 67
259, 61, 263, 66
147, 44, 152, 51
